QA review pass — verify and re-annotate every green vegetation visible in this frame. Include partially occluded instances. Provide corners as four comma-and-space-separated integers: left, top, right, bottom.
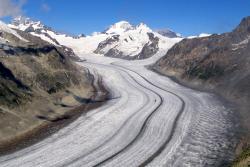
232, 147, 250, 167
188, 64, 224, 80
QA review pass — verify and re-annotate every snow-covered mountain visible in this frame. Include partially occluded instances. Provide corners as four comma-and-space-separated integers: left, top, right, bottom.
0, 20, 28, 44
156, 29, 181, 38
97, 22, 182, 59
9, 16, 62, 46
94, 22, 163, 59
104, 21, 134, 34
9, 17, 182, 60
9, 16, 79, 58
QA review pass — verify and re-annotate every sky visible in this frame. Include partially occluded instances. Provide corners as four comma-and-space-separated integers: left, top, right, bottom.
1, 0, 250, 36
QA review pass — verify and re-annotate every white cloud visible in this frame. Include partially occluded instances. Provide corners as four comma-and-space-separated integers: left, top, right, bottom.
0, 0, 26, 18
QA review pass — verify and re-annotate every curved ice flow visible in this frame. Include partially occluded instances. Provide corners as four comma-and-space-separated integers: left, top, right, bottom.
0, 51, 236, 167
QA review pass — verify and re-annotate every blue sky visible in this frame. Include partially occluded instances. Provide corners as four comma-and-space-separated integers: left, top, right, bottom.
2, 0, 250, 36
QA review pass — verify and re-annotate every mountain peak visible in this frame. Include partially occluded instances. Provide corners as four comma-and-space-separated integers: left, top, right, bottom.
234, 16, 250, 33
136, 22, 152, 31
138, 22, 147, 26
10, 16, 50, 32
78, 33, 86, 38
0, 20, 28, 42
239, 16, 250, 26
156, 29, 180, 38
12, 16, 34, 24
115, 20, 132, 26
105, 21, 134, 34
13, 16, 34, 25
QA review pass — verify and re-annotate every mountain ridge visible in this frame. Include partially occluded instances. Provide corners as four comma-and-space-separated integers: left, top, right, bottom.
8, 17, 182, 60
152, 17, 250, 165
156, 29, 181, 38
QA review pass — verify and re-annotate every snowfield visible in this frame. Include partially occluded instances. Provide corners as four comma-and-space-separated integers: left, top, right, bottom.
0, 46, 237, 166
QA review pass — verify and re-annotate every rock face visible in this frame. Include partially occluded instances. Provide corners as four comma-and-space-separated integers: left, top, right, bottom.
94, 32, 160, 60
94, 35, 120, 54
157, 29, 180, 38
0, 21, 95, 144
153, 16, 250, 145
154, 16, 250, 99
134, 32, 159, 59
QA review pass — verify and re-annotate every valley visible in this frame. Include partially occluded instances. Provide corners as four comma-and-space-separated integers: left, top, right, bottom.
0, 15, 249, 167
0, 52, 238, 166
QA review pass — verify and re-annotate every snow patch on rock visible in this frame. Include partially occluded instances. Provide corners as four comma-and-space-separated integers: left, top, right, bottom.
0, 20, 28, 42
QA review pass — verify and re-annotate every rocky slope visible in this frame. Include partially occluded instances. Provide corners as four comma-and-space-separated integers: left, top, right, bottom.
0, 20, 98, 151
156, 29, 181, 38
9, 17, 79, 60
10, 17, 181, 60
153, 16, 250, 165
